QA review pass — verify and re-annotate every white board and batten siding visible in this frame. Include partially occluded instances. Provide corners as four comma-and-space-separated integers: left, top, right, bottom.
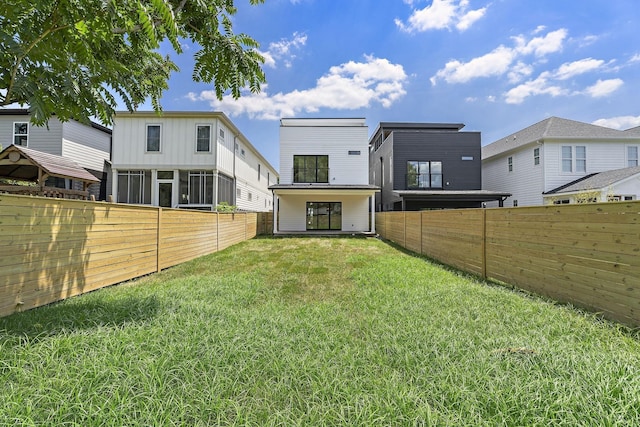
279, 118, 369, 186
112, 114, 218, 169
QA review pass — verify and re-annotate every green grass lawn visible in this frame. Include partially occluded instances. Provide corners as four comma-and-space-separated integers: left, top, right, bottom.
1, 237, 639, 426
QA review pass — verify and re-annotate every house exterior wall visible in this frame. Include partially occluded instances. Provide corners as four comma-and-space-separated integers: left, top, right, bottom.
370, 135, 394, 211
0, 115, 64, 154
482, 143, 544, 207
391, 131, 481, 191
279, 119, 369, 185
277, 194, 370, 232
483, 139, 640, 207
111, 112, 277, 212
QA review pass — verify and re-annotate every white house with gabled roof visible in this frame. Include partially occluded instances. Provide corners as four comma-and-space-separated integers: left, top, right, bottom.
270, 118, 379, 234
482, 117, 640, 206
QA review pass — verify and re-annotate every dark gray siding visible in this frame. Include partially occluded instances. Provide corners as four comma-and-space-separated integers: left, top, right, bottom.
391, 130, 481, 191
369, 134, 395, 211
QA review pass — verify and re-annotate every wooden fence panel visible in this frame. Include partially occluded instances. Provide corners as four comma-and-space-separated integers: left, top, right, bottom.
385, 212, 406, 247
158, 209, 219, 270
485, 203, 640, 326
1, 194, 268, 318
404, 212, 422, 254
421, 209, 484, 276
218, 213, 247, 250
0, 196, 158, 317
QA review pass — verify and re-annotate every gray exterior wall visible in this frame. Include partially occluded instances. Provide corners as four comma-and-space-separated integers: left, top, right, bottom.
369, 124, 482, 211
391, 130, 481, 191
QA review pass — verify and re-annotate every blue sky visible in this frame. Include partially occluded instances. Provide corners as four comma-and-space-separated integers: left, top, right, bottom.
153, 0, 640, 170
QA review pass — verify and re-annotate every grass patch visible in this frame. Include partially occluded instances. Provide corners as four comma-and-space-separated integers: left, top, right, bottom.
1, 237, 639, 426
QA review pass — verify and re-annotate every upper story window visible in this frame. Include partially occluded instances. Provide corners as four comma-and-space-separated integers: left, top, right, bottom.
13, 122, 28, 146
628, 146, 639, 167
561, 146, 572, 172
293, 155, 329, 183
196, 125, 211, 152
219, 128, 225, 139
533, 147, 540, 165
508, 156, 513, 172
406, 161, 442, 189
562, 145, 586, 173
146, 124, 161, 152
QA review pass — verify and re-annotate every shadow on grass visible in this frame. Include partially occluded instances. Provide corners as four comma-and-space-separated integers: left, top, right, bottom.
0, 295, 159, 344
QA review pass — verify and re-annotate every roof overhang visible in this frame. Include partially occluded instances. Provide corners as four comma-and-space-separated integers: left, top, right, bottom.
270, 184, 379, 196
394, 190, 511, 202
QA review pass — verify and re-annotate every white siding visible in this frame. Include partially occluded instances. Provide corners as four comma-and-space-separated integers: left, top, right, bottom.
234, 138, 276, 212
279, 123, 369, 185
112, 116, 217, 168
277, 194, 370, 232
62, 140, 109, 172
216, 122, 235, 176
544, 142, 630, 192
482, 144, 544, 207
62, 120, 111, 152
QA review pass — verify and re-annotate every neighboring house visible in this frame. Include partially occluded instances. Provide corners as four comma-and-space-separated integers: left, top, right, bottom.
0, 108, 112, 200
369, 122, 510, 211
111, 111, 277, 211
542, 165, 640, 204
270, 118, 378, 234
482, 116, 640, 207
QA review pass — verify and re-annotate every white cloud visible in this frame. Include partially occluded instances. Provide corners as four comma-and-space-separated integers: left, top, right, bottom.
504, 73, 568, 104
583, 78, 623, 98
431, 28, 567, 85
258, 32, 307, 69
396, 0, 488, 33
631, 53, 640, 63
188, 56, 408, 120
553, 58, 605, 80
431, 45, 516, 84
592, 115, 640, 130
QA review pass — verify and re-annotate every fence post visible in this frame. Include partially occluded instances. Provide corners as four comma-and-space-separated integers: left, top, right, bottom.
481, 208, 487, 279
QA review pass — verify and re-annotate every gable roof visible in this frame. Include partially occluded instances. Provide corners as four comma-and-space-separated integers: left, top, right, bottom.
543, 165, 640, 195
0, 144, 99, 183
482, 117, 638, 160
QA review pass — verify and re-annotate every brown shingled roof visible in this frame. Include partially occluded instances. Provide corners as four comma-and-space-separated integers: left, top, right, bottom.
0, 144, 99, 183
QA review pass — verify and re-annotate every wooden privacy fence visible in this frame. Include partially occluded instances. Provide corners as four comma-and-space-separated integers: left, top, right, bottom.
0, 194, 272, 318
376, 202, 640, 327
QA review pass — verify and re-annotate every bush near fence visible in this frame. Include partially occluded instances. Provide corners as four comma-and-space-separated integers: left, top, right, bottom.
0, 194, 272, 318
376, 202, 640, 327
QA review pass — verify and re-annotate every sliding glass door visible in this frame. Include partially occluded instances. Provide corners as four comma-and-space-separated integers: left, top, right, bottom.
306, 202, 342, 230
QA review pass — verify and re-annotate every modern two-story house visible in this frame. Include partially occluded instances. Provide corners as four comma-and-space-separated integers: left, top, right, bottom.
111, 111, 277, 211
369, 122, 510, 211
270, 118, 379, 234
0, 108, 112, 199
482, 117, 640, 206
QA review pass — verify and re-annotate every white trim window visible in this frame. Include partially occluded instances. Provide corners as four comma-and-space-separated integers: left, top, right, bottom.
628, 146, 639, 167
533, 147, 540, 165
576, 146, 586, 173
508, 156, 513, 172
146, 124, 161, 152
561, 146, 572, 172
13, 122, 28, 146
196, 125, 211, 152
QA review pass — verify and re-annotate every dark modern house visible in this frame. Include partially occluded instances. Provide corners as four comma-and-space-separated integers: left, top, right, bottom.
369, 122, 510, 211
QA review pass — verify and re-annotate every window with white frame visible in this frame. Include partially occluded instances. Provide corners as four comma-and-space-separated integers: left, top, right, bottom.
146, 124, 161, 152
561, 146, 573, 172
13, 122, 28, 146
628, 146, 639, 167
576, 146, 586, 172
508, 156, 513, 172
179, 171, 214, 204
562, 145, 586, 173
533, 147, 540, 165
196, 125, 211, 152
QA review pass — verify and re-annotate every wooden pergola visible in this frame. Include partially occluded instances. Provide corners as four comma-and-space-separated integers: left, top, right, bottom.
0, 144, 100, 200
